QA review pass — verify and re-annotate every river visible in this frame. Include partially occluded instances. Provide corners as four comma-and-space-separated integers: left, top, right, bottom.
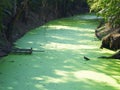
0, 14, 120, 90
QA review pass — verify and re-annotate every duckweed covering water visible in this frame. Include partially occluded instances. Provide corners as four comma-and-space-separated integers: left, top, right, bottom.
0, 14, 120, 90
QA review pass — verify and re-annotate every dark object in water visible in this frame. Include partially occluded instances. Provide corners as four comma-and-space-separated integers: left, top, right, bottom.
84, 56, 90, 61
11, 48, 32, 54
11, 48, 44, 54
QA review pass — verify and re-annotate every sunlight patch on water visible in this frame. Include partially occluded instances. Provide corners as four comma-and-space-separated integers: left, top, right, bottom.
100, 49, 115, 54
51, 35, 72, 41
73, 14, 102, 20
74, 70, 120, 89
41, 76, 67, 83
44, 42, 98, 50
33, 69, 120, 90
80, 15, 100, 20
35, 84, 48, 90
47, 25, 93, 31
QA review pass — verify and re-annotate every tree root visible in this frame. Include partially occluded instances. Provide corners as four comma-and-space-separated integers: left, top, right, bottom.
99, 50, 120, 59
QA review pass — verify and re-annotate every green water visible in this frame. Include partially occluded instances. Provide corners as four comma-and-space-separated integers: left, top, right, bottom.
0, 14, 120, 90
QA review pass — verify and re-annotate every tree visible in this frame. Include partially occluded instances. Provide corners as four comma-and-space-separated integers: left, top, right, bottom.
0, 0, 89, 42
87, 0, 120, 28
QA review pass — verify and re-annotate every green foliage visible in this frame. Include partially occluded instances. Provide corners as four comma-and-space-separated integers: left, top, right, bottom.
0, 0, 13, 31
0, 0, 89, 41
87, 0, 120, 27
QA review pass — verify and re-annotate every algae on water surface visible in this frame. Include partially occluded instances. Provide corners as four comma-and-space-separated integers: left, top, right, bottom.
0, 14, 120, 90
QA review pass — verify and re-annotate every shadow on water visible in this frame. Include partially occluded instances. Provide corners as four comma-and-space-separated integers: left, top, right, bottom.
0, 14, 120, 90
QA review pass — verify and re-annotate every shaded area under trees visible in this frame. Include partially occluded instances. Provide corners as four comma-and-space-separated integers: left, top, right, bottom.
0, 0, 89, 56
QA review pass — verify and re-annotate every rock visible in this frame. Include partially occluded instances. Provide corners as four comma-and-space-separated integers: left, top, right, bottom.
100, 33, 120, 51
84, 56, 90, 61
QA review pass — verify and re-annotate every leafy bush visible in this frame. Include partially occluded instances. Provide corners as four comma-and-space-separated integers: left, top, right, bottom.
87, 0, 120, 28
